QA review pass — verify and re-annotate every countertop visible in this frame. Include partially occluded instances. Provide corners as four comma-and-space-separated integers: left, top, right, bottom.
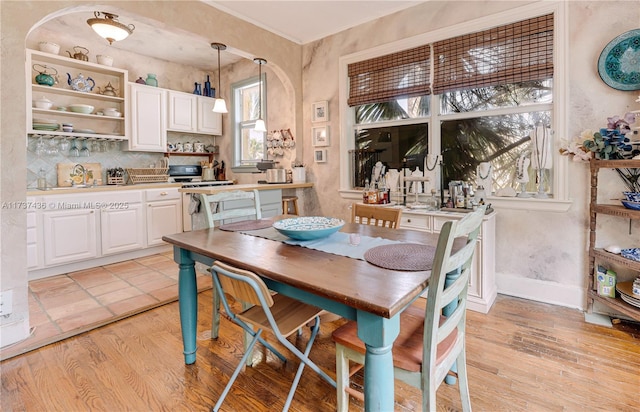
27, 182, 182, 196
178, 182, 314, 194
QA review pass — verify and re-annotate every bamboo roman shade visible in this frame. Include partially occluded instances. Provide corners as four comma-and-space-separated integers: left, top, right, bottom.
432, 14, 554, 95
348, 45, 431, 107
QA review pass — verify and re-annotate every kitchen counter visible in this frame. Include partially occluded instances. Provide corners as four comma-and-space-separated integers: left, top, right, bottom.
179, 182, 314, 194
27, 182, 182, 196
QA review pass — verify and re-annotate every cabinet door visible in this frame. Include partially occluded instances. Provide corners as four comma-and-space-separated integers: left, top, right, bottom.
147, 199, 182, 246
128, 83, 167, 152
26, 209, 40, 269
100, 204, 145, 255
197, 96, 222, 135
43, 209, 98, 266
168, 91, 197, 132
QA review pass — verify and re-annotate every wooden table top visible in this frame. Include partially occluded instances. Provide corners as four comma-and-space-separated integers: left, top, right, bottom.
163, 223, 441, 319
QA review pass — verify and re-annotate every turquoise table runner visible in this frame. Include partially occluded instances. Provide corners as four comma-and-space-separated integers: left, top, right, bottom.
239, 227, 407, 260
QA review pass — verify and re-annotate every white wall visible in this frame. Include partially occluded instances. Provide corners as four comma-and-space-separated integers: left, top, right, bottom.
300, 0, 640, 309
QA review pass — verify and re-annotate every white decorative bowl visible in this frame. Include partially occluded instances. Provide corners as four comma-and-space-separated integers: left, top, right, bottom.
68, 104, 94, 114
273, 216, 345, 240
33, 97, 53, 110
38, 41, 60, 54
96, 55, 113, 66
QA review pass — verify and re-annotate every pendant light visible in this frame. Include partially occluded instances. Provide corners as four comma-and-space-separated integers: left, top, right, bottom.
210, 43, 228, 114
87, 12, 134, 45
254, 58, 267, 133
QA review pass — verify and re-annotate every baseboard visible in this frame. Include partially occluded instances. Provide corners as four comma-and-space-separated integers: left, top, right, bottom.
0, 318, 30, 349
496, 272, 585, 310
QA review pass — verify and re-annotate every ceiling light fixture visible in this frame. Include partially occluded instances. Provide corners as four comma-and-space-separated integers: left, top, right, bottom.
210, 43, 228, 114
254, 58, 267, 133
87, 12, 135, 45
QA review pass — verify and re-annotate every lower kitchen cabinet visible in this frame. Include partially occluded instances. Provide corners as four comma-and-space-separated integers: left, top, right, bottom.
43, 207, 98, 267
28, 186, 182, 279
400, 209, 497, 313
146, 188, 182, 246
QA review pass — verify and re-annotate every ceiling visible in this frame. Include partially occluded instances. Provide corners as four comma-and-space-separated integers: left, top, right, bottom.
36, 1, 422, 71
204, 1, 423, 45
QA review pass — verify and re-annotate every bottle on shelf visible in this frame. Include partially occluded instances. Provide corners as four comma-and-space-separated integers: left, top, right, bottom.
37, 169, 47, 190
363, 179, 370, 204
426, 189, 440, 211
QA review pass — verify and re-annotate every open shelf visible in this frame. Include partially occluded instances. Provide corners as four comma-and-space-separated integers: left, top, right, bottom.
163, 152, 218, 163
588, 290, 640, 322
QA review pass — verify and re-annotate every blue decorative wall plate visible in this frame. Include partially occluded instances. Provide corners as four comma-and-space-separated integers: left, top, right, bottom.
597, 29, 640, 91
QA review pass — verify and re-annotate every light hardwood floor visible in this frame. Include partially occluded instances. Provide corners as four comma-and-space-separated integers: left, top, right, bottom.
2, 292, 639, 411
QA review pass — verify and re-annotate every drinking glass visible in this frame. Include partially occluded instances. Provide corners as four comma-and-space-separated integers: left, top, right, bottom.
69, 139, 80, 157
80, 141, 90, 157
58, 136, 70, 152
46, 137, 59, 155
34, 135, 46, 156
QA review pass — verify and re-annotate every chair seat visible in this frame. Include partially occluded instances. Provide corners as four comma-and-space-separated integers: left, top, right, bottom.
332, 304, 458, 372
238, 293, 322, 338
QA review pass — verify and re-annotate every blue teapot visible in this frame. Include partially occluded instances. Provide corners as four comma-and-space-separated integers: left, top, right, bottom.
67, 72, 95, 93
33, 64, 58, 86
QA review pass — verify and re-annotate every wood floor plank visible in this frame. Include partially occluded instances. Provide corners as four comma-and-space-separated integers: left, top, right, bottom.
2, 293, 639, 411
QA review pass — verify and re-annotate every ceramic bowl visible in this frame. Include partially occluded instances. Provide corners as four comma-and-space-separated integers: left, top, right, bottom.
621, 200, 640, 211
96, 55, 113, 66
273, 216, 345, 240
33, 97, 53, 110
38, 41, 60, 54
623, 191, 640, 202
68, 104, 94, 114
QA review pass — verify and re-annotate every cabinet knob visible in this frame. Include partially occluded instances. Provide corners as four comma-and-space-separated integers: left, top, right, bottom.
407, 218, 411, 223
160, 192, 168, 196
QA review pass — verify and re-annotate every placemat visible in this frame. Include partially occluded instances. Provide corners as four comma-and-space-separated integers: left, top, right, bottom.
364, 243, 436, 271
219, 219, 274, 231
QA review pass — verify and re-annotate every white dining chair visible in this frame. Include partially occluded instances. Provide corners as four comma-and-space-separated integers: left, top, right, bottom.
332, 205, 486, 412
210, 260, 336, 411
200, 189, 261, 228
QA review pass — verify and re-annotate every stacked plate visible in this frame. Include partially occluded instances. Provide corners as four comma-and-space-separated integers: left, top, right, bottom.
616, 281, 640, 308
32, 117, 59, 131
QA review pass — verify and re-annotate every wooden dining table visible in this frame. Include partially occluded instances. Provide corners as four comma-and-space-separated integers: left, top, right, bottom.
163, 221, 442, 412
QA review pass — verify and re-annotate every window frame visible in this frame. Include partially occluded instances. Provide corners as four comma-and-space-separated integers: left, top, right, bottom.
338, 1, 570, 212
230, 73, 267, 173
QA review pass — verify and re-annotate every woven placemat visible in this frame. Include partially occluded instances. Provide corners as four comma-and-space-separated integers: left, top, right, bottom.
218, 219, 274, 231
364, 243, 436, 271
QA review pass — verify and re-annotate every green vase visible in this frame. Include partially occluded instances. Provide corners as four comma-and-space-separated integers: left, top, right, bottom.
145, 73, 158, 87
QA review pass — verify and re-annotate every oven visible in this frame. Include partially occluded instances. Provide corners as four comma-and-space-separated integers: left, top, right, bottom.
169, 165, 233, 231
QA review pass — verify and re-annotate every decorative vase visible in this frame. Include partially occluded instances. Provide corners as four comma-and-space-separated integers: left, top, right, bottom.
145, 73, 158, 87
292, 167, 306, 183
204, 75, 211, 97
135, 76, 146, 85
193, 82, 202, 95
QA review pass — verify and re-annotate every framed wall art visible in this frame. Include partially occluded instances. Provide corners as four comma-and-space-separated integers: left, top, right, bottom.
312, 101, 329, 122
312, 125, 330, 147
314, 149, 327, 163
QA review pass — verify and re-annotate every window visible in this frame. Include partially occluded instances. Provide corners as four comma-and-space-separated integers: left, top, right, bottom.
231, 74, 267, 171
343, 9, 565, 206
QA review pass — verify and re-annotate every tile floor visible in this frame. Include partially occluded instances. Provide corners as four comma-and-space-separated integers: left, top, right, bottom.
0, 252, 212, 361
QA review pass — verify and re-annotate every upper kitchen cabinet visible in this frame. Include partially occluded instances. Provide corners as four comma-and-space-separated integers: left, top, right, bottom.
128, 82, 167, 152
167, 90, 222, 135
26, 49, 128, 140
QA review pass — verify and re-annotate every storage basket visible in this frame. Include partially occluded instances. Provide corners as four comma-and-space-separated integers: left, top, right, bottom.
107, 176, 125, 185
126, 167, 169, 184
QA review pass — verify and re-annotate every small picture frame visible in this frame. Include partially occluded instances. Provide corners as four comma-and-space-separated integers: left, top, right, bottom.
312, 101, 329, 123
312, 126, 330, 147
314, 149, 327, 163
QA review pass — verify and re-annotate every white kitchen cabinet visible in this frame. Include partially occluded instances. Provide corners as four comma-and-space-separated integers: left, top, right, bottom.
43, 207, 98, 267
196, 96, 222, 135
146, 187, 182, 246
167, 91, 197, 132
399, 209, 497, 313
128, 82, 167, 152
166, 90, 221, 135
100, 191, 145, 255
26, 197, 41, 269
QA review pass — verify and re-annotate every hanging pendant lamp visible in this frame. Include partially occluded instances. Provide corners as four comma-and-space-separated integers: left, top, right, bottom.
254, 58, 267, 132
210, 43, 228, 114
87, 12, 134, 45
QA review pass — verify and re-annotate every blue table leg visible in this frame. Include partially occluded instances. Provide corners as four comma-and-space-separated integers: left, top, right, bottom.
357, 310, 400, 412
176, 247, 198, 365
443, 269, 460, 385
